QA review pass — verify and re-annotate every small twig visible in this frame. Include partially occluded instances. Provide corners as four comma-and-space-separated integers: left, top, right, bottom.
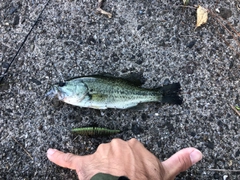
179, 34, 199, 38
209, 10, 240, 47
96, 0, 112, 18
230, 105, 240, 117
208, 168, 240, 172
177, 5, 197, 9
72, 135, 79, 142
7, 157, 21, 172
12, 137, 33, 160
178, 5, 240, 51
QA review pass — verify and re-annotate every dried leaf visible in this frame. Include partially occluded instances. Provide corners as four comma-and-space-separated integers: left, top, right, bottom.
183, 0, 189, 5
196, 5, 208, 28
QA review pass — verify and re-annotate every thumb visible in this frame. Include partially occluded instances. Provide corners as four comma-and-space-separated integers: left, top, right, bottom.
47, 148, 84, 170
162, 148, 202, 179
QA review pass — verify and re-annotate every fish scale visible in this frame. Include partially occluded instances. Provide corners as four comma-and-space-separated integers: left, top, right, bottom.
84, 78, 160, 105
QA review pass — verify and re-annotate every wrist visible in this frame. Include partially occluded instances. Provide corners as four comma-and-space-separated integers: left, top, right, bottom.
90, 173, 129, 180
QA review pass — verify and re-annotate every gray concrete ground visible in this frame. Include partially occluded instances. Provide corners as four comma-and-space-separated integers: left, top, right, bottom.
0, 0, 240, 179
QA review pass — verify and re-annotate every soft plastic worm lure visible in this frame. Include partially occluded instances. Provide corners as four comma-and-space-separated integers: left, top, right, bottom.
71, 127, 121, 136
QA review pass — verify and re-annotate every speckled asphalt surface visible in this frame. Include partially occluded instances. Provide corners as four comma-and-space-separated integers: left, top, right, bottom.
0, 0, 240, 179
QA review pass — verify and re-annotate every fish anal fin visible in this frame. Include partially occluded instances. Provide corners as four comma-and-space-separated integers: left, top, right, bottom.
126, 103, 147, 111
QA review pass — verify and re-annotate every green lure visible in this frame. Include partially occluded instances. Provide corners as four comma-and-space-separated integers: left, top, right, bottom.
71, 127, 121, 136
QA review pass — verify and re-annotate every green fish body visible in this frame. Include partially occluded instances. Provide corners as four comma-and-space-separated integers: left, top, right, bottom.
47, 76, 182, 109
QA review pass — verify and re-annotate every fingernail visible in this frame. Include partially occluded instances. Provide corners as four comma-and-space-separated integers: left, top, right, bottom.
190, 149, 202, 165
47, 148, 56, 156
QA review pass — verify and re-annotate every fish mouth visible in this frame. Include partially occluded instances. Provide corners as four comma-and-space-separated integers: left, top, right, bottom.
46, 86, 65, 100
45, 85, 66, 101
46, 86, 57, 99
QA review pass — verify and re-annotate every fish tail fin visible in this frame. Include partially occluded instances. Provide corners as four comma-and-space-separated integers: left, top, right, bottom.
160, 83, 182, 105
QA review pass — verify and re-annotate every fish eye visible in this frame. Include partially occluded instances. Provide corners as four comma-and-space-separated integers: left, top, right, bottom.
58, 81, 66, 87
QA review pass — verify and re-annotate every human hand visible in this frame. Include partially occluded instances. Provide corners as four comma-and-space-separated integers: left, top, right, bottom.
47, 138, 202, 180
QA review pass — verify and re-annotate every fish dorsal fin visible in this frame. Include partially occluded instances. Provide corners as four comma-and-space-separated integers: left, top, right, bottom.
86, 73, 145, 86
65, 73, 145, 87
121, 72, 145, 86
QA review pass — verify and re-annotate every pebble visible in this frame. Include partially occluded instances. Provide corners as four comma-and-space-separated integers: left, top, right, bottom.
131, 123, 144, 135
186, 40, 196, 48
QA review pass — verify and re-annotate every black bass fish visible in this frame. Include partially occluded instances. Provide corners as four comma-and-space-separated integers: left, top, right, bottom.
47, 76, 182, 109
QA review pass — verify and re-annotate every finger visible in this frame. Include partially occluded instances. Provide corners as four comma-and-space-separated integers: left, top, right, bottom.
110, 138, 129, 150
162, 148, 202, 179
127, 138, 144, 149
47, 148, 83, 170
127, 138, 150, 155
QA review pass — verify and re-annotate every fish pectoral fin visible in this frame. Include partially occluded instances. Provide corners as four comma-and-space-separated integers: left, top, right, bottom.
76, 91, 89, 102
